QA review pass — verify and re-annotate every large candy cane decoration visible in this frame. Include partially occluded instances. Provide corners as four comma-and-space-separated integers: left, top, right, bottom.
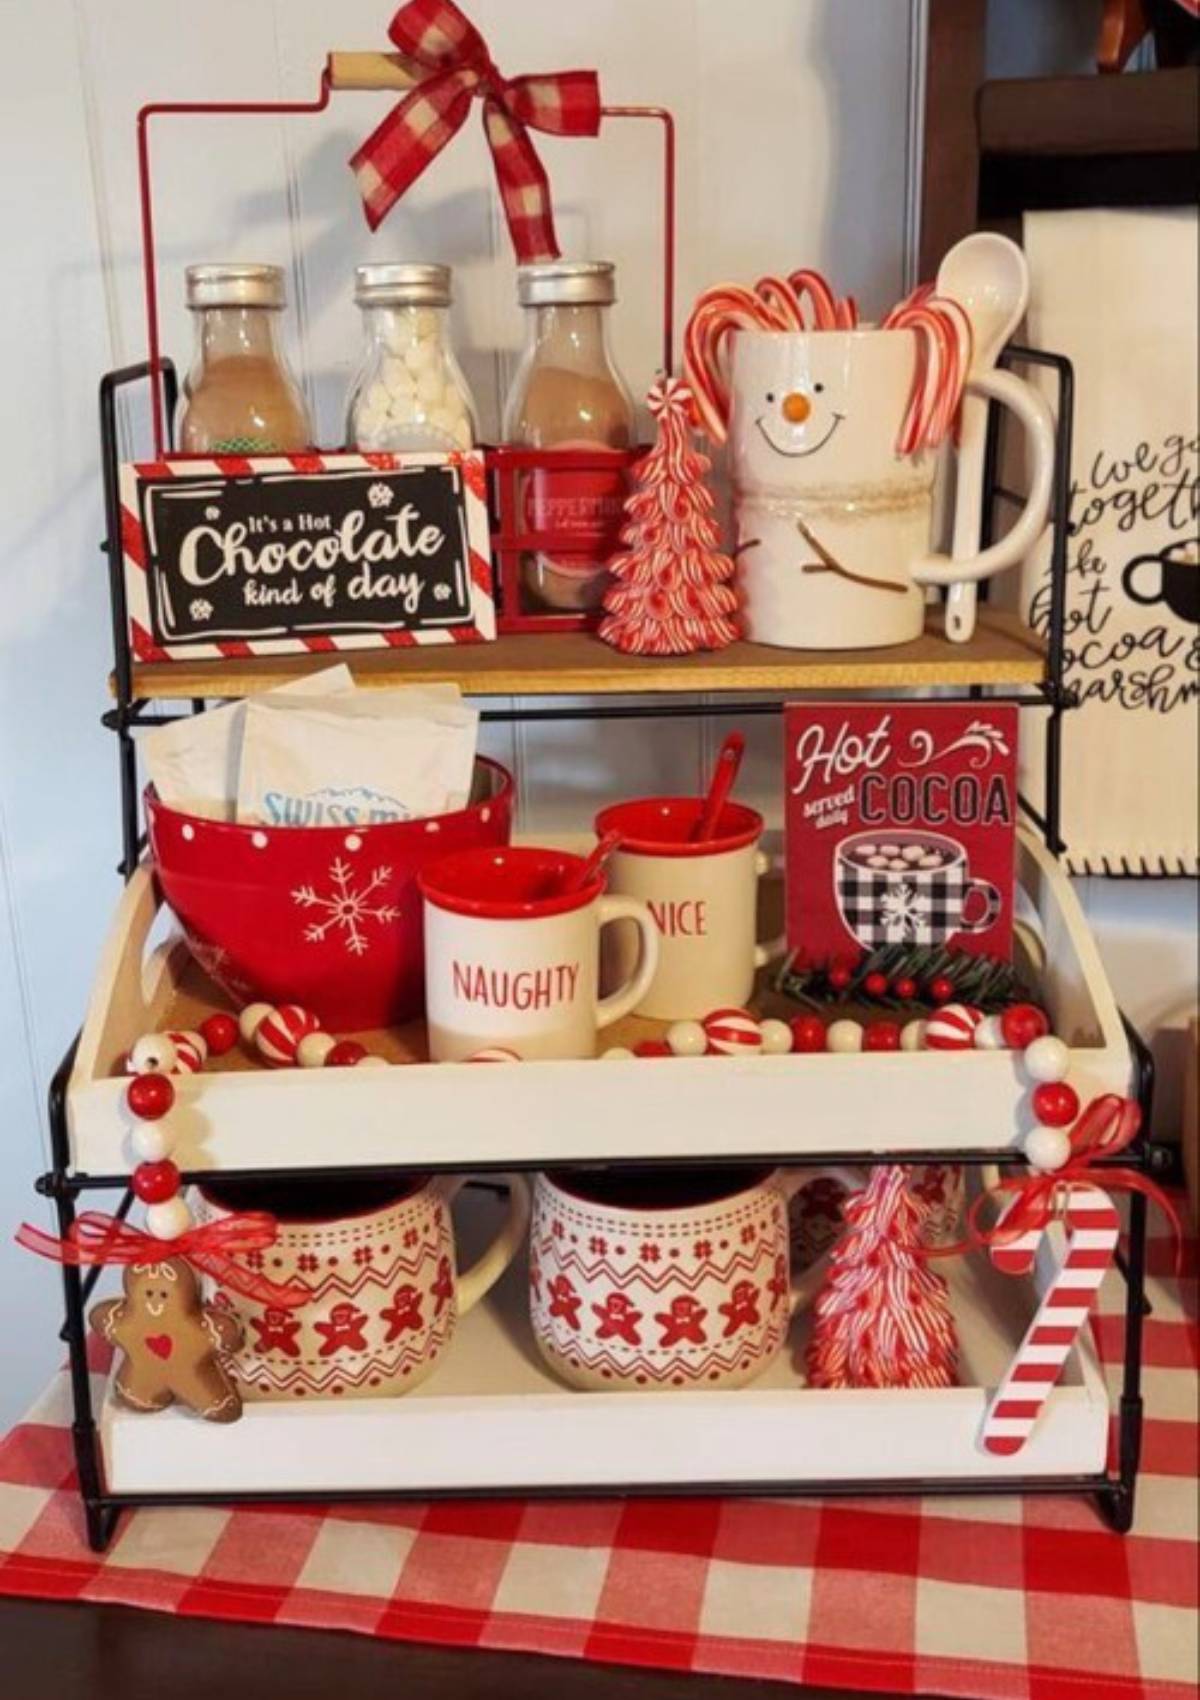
981, 1183, 1120, 1456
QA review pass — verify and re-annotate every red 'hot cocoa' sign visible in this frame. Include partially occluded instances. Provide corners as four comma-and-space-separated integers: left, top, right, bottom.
784, 702, 1018, 961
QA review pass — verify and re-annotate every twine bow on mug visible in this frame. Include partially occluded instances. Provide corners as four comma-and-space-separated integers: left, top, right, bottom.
349, 0, 602, 259
926, 1093, 1184, 1268
16, 1211, 309, 1309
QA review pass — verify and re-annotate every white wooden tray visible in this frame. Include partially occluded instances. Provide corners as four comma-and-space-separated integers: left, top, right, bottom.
98, 1191, 1109, 1496
67, 828, 1131, 1177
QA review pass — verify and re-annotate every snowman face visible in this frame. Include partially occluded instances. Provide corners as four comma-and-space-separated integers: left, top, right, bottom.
728, 330, 925, 492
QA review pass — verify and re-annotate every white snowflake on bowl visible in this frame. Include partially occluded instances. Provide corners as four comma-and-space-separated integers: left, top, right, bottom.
189, 598, 214, 621
292, 857, 400, 956
367, 481, 395, 509
432, 583, 451, 602
204, 505, 221, 520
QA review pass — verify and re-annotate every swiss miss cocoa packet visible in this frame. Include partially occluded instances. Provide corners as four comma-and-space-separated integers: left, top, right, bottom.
142, 664, 355, 819
235, 688, 478, 828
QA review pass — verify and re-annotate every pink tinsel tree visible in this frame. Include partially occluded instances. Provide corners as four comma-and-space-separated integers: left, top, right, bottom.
805, 1165, 958, 1389
598, 375, 739, 656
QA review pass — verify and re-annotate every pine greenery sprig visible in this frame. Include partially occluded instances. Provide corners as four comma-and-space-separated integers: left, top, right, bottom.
775, 943, 1034, 1013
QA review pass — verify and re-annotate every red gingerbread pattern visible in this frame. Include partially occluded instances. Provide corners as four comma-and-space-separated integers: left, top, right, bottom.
718, 1280, 761, 1338
314, 1301, 369, 1357
593, 1292, 643, 1346
655, 1295, 708, 1346
767, 1254, 788, 1305
380, 1284, 424, 1341
430, 1255, 454, 1318
547, 1274, 582, 1331
250, 1307, 302, 1359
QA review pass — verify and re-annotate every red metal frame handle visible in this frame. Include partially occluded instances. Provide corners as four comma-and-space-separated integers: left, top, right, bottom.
136, 66, 676, 460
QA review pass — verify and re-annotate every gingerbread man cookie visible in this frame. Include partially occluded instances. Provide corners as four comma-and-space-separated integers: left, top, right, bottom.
89, 1258, 243, 1423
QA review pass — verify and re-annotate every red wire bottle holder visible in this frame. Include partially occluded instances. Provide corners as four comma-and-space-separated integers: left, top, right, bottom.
135, 53, 676, 635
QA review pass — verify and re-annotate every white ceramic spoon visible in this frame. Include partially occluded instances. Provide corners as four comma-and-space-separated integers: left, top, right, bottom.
937, 234, 1031, 644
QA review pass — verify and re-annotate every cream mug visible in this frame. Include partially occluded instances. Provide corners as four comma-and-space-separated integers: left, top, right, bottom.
728, 328, 1054, 650
530, 1165, 857, 1393
594, 796, 784, 1020
419, 845, 659, 1060
195, 1172, 529, 1400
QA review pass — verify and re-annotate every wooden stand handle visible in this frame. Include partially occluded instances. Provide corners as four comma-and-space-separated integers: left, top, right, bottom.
328, 52, 418, 91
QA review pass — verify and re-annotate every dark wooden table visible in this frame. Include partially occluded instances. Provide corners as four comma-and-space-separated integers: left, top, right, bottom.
0, 1599, 905, 1697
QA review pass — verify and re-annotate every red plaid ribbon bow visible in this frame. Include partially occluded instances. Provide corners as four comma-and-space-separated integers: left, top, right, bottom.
16, 1210, 308, 1308
926, 1093, 1184, 1266
349, 0, 602, 260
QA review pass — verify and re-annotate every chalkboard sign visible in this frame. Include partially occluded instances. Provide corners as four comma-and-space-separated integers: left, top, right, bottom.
119, 451, 495, 661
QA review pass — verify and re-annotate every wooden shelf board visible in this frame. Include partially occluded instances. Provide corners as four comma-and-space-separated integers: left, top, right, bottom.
122, 608, 1047, 702
979, 68, 1199, 159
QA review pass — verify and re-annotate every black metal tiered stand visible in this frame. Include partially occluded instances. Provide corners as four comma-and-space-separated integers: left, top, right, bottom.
35, 344, 1170, 1553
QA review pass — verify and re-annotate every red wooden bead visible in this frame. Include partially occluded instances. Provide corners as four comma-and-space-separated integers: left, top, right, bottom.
131, 1159, 181, 1204
634, 1039, 672, 1058
863, 1020, 902, 1052
327, 1040, 367, 1068
893, 977, 918, 1002
1001, 1003, 1051, 1050
928, 975, 955, 1004
126, 1072, 175, 1121
199, 1013, 239, 1057
790, 1015, 827, 1053
1031, 1081, 1080, 1128
863, 972, 890, 998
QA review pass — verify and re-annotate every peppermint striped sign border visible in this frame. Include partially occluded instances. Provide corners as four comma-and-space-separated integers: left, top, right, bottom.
118, 449, 495, 662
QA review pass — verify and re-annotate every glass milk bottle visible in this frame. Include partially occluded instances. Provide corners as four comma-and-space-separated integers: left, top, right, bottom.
346, 264, 478, 453
503, 261, 635, 612
178, 264, 313, 455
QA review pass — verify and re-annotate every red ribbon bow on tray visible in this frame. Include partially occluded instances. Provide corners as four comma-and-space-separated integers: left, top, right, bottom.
927, 1093, 1184, 1267
349, 0, 602, 259
16, 1211, 308, 1309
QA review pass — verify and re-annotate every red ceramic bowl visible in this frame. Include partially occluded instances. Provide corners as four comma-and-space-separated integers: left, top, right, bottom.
147, 758, 514, 1031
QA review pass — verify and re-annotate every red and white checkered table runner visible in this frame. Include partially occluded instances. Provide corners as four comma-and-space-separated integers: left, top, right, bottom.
0, 1214, 1194, 1699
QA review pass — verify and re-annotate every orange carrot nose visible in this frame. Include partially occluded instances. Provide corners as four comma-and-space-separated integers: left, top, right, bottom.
782, 391, 811, 424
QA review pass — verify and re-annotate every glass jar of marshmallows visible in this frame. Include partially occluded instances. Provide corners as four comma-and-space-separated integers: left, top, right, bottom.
345, 263, 478, 453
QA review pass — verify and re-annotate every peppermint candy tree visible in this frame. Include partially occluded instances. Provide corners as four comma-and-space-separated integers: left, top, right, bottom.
806, 1165, 957, 1389
599, 375, 740, 656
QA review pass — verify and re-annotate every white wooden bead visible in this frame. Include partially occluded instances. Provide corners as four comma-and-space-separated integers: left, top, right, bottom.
145, 1196, 193, 1240
973, 1014, 1007, 1051
826, 1019, 864, 1054
131, 1122, 174, 1162
127, 1033, 178, 1076
1024, 1035, 1070, 1083
600, 1046, 635, 1060
296, 1032, 338, 1070
665, 1020, 707, 1058
1025, 1123, 1072, 1172
758, 1018, 794, 1056
238, 1003, 275, 1044
900, 1019, 927, 1053
355, 1055, 389, 1068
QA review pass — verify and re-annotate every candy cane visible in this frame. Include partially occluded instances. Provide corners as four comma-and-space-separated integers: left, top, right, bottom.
981, 1183, 1119, 1456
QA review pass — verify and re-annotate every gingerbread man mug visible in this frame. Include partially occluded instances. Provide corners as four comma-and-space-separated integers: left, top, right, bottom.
529, 1165, 856, 1393
195, 1172, 528, 1401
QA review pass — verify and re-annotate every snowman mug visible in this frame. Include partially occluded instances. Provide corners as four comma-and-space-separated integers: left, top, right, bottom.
728, 328, 1054, 650
594, 796, 784, 1020
419, 846, 659, 1061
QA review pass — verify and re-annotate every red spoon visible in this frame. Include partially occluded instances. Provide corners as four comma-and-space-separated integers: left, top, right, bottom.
691, 732, 745, 842
560, 828, 623, 895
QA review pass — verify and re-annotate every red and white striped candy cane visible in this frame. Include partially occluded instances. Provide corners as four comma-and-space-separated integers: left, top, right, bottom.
981, 1182, 1119, 1456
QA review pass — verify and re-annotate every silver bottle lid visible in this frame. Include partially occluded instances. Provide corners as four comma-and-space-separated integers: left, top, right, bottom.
185, 263, 287, 310
517, 260, 616, 307
354, 263, 452, 308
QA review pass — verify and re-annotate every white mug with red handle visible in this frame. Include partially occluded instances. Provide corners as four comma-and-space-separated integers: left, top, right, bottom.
419, 845, 659, 1061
